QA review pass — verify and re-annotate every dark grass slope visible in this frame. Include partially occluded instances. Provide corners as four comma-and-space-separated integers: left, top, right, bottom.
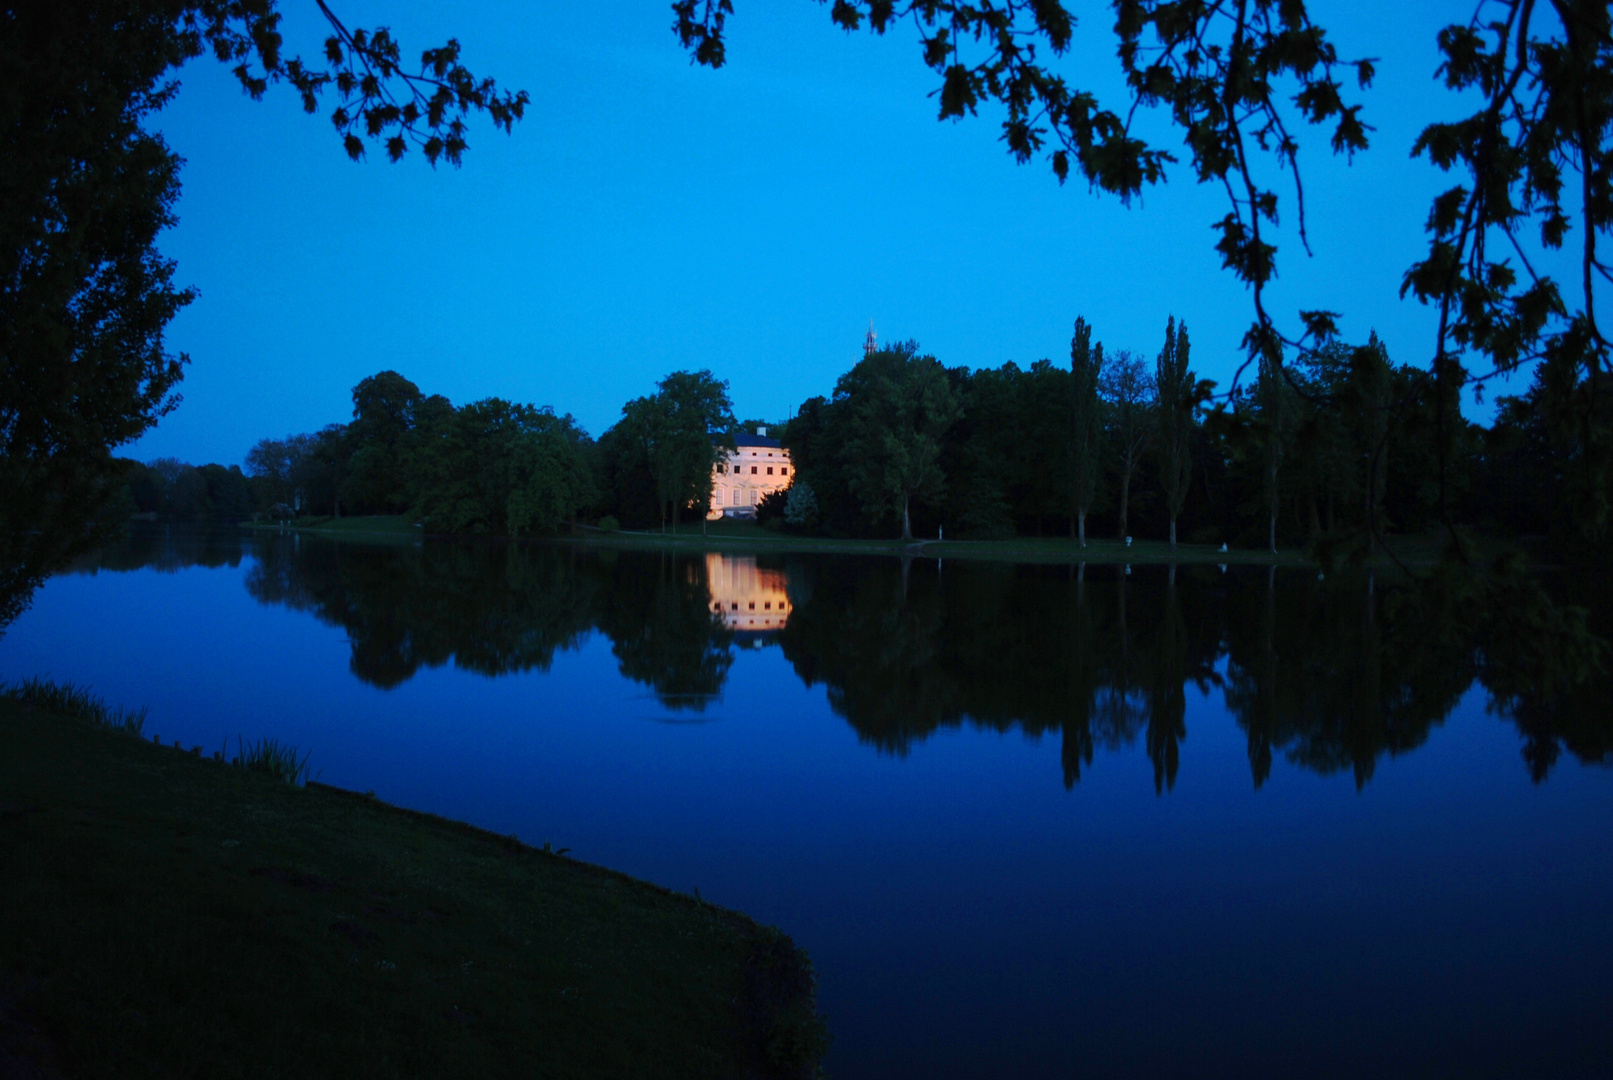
0, 698, 826, 1079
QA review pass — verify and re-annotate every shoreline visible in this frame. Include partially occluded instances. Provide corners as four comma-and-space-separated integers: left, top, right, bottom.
0, 695, 827, 1078
240, 515, 1534, 569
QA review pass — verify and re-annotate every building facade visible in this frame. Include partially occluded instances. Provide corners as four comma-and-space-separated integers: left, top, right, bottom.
708, 430, 792, 519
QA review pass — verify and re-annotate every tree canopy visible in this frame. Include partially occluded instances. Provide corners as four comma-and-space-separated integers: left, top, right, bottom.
831, 342, 962, 540
603, 371, 736, 532
0, 2, 525, 623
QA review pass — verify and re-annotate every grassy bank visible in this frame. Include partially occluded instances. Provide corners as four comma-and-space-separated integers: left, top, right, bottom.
252, 513, 1534, 569
569, 521, 1540, 569
0, 690, 826, 1079
579, 520, 1316, 565
244, 514, 422, 540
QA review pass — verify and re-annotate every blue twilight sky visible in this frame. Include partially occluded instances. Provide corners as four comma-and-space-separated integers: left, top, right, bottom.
132, 0, 1563, 466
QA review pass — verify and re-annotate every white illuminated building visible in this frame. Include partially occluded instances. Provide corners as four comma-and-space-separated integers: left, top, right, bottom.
708, 429, 792, 520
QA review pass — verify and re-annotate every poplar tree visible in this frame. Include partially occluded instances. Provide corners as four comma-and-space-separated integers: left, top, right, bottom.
1255, 348, 1284, 555
1101, 351, 1152, 542
1069, 317, 1105, 547
1155, 317, 1195, 551
1354, 334, 1394, 555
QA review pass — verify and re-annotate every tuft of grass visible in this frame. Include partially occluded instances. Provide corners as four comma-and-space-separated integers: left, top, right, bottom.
2, 676, 315, 786
0, 675, 147, 737
234, 734, 314, 785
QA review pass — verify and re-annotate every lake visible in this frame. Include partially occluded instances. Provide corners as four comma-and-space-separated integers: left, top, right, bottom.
3, 525, 1609, 1078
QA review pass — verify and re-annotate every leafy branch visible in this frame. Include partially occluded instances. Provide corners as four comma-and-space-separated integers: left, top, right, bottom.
181, 0, 528, 165
673, 0, 1613, 552
672, 1, 1371, 390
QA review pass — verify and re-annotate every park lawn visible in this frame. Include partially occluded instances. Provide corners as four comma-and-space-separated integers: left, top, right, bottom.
575, 522, 1541, 569
0, 699, 824, 1080
578, 524, 1309, 564
246, 514, 421, 539
258, 515, 1531, 570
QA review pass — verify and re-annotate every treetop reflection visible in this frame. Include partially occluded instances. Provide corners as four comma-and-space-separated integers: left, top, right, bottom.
73, 528, 1612, 789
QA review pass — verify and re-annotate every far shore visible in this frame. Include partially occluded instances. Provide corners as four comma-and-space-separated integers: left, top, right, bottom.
240, 515, 1532, 568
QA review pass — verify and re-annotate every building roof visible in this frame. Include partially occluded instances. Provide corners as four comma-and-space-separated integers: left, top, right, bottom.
727, 433, 782, 449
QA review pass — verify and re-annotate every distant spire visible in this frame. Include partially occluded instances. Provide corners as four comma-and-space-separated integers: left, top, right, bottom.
864, 320, 877, 356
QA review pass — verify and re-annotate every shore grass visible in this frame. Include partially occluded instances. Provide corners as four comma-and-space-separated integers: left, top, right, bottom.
582, 521, 1310, 565
0, 695, 826, 1079
254, 513, 1533, 569
0, 675, 149, 736
244, 514, 422, 540
578, 520, 1541, 569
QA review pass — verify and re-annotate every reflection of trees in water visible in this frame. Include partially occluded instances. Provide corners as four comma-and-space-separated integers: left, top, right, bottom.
1476, 568, 1613, 782
780, 558, 1608, 790
1143, 574, 1190, 794
244, 538, 601, 688
595, 553, 733, 711
1222, 568, 1475, 789
243, 540, 732, 710
782, 560, 958, 751
69, 524, 248, 576
90, 529, 1610, 788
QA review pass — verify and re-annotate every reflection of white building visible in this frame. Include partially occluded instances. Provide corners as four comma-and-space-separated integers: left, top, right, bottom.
709, 430, 792, 519
706, 553, 790, 632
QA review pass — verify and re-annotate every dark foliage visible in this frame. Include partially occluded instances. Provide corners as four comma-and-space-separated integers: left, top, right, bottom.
1, 3, 524, 624
241, 372, 594, 535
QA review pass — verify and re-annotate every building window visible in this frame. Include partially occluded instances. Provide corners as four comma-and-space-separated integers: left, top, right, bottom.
750, 466, 758, 474
732, 489, 741, 505
731, 602, 739, 610
781, 467, 789, 475
766, 467, 773, 475
748, 602, 755, 610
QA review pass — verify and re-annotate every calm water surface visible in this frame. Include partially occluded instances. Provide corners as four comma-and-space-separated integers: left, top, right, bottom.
3, 526, 1610, 1078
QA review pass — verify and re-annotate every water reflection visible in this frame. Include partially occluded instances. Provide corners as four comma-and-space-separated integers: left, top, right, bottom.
242, 536, 599, 688
596, 553, 733, 711
706, 553, 792, 633
70, 527, 1613, 787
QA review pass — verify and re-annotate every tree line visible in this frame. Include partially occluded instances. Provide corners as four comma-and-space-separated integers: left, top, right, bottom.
750, 316, 1603, 559
117, 311, 1606, 563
